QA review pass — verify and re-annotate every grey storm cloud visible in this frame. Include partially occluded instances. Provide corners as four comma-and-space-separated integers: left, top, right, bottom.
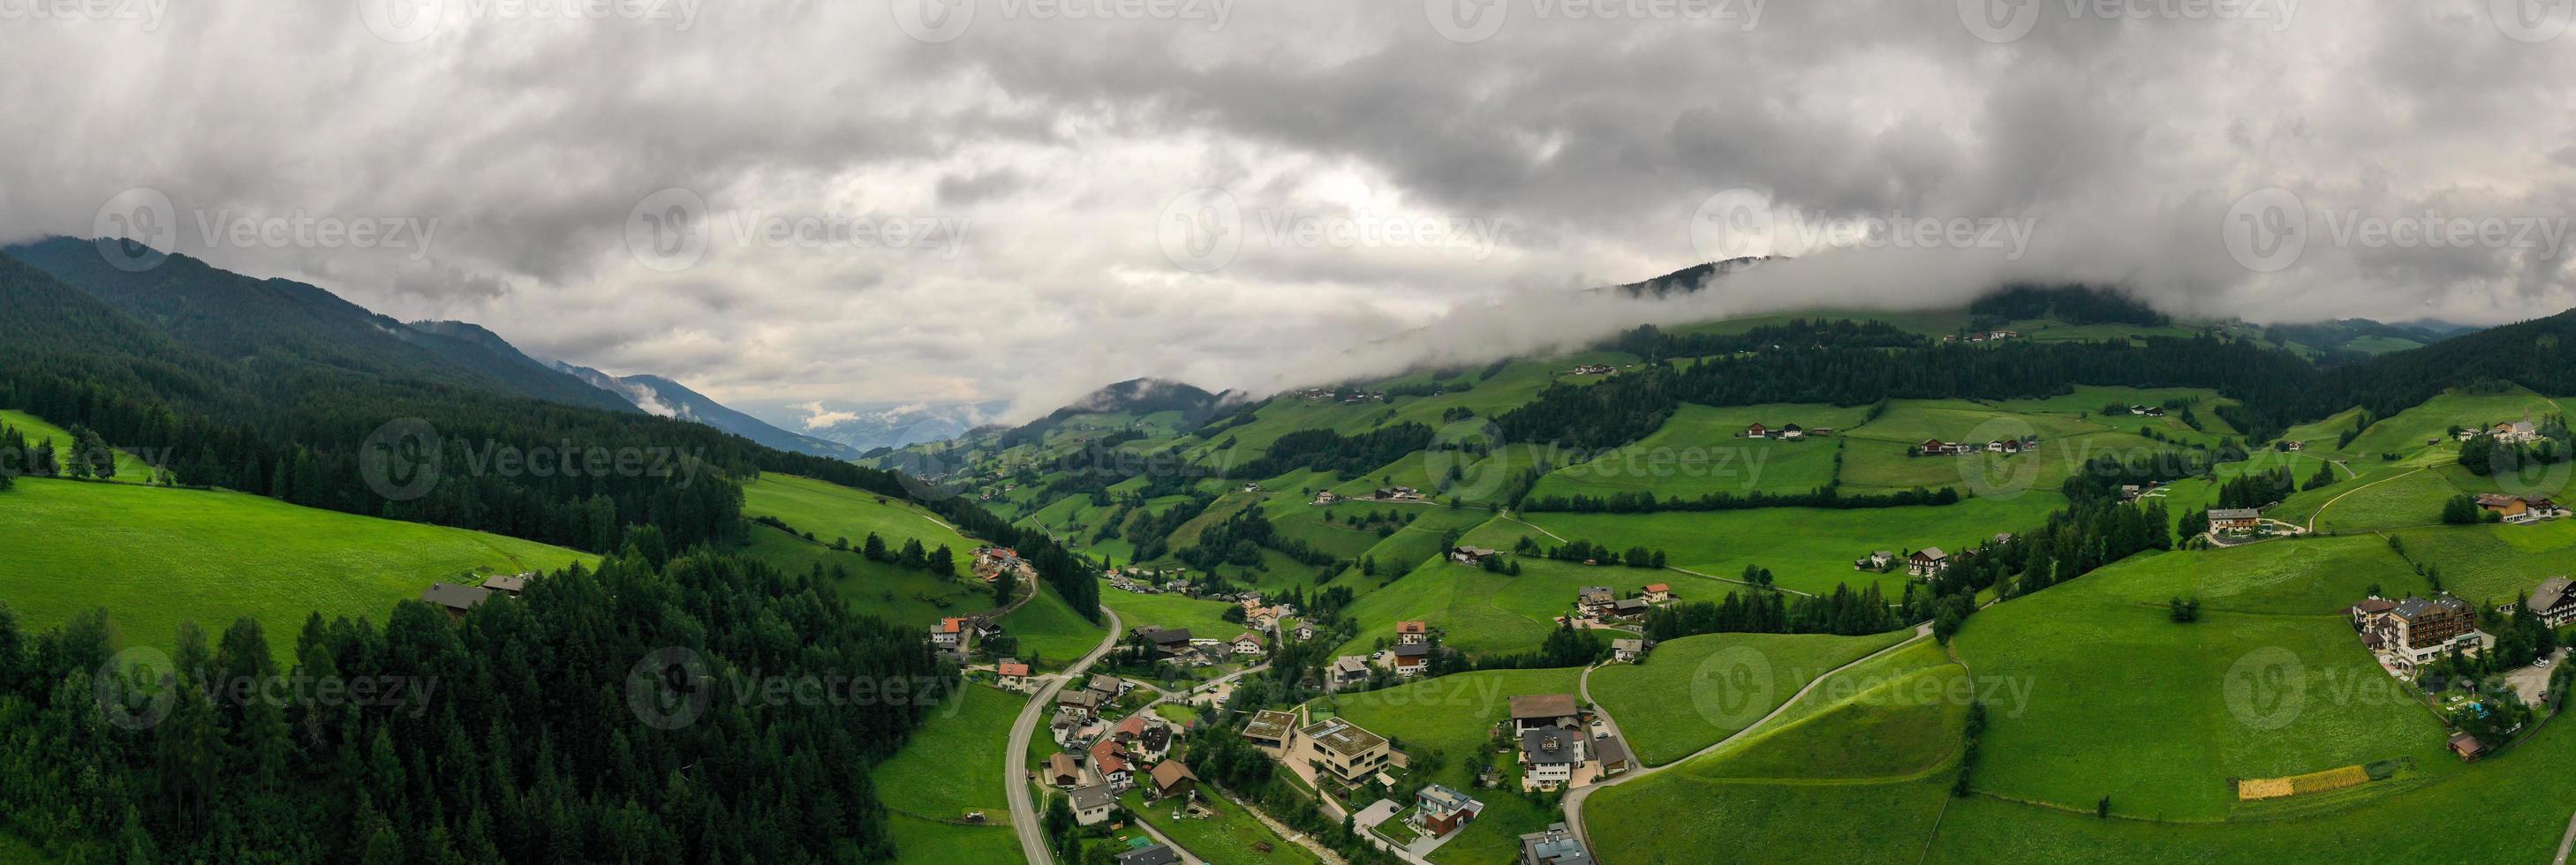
2, 0, 2572, 422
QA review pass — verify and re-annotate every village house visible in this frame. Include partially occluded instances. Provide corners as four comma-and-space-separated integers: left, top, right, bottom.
1640, 583, 1673, 603
1611, 638, 1651, 664
1592, 736, 1634, 777
1374, 485, 1424, 500
1300, 718, 1395, 784
481, 572, 533, 596
1857, 550, 1895, 570
1087, 673, 1127, 703
1090, 739, 1134, 788
1147, 760, 1197, 801
1243, 710, 1300, 750
1047, 753, 1082, 787
1132, 627, 1195, 658
1329, 655, 1373, 690
996, 659, 1031, 689
1450, 545, 1500, 565
1056, 689, 1102, 718
2491, 420, 2541, 444
1118, 845, 1181, 865
1518, 728, 1584, 788
1510, 694, 1583, 733
1312, 490, 1344, 506
928, 617, 974, 651
2530, 577, 2576, 628
1744, 422, 1771, 439
1396, 621, 1432, 645
1576, 586, 1619, 617
2209, 508, 2262, 533
1609, 598, 1651, 621
1520, 823, 1594, 865
2451, 732, 2488, 763
1390, 642, 1432, 677
1293, 621, 1318, 641
419, 583, 494, 621
1070, 783, 1117, 826
1410, 784, 1485, 839
2360, 595, 2490, 673
1907, 549, 1950, 578
1779, 425, 1806, 440
1135, 725, 1174, 763
1229, 632, 1266, 657
2478, 493, 2535, 523
1568, 364, 1617, 376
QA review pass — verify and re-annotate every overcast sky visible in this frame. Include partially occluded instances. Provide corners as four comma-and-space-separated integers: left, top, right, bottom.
7, 0, 2574, 425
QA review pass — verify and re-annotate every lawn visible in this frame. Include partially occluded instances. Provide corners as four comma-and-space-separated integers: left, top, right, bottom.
1527, 402, 1877, 500
0, 478, 595, 661
1331, 557, 1658, 658
1952, 544, 2458, 822
2308, 466, 2465, 533
0, 409, 157, 481
741, 473, 984, 554
1309, 667, 1586, 865
1586, 662, 1969, 864
873, 684, 1027, 842
888, 814, 1025, 864
1587, 629, 1915, 765
1925, 708, 2576, 862
1001, 581, 1110, 671
741, 525, 994, 628
2387, 521, 2576, 608
1115, 788, 1308, 865
1491, 495, 2066, 598
1099, 586, 1248, 640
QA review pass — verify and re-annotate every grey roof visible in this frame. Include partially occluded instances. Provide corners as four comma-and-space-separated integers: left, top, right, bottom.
1612, 638, 1644, 652
419, 583, 494, 612
1117, 845, 1180, 865
1087, 673, 1124, 694
1303, 718, 1389, 758
1070, 784, 1114, 811
1592, 736, 1632, 765
1520, 729, 1582, 765
2392, 596, 2471, 621
2209, 508, 2262, 520
2534, 577, 2575, 613
1913, 548, 1946, 560
1520, 824, 1593, 865
1613, 598, 1651, 613
1137, 627, 1192, 645
481, 573, 533, 593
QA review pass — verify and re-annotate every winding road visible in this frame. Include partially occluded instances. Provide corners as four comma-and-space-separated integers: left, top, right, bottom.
1007, 607, 1125, 865
1560, 621, 1936, 855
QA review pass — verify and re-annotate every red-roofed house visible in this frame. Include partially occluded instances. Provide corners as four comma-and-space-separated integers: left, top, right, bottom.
1396, 621, 1431, 645
1640, 583, 1673, 603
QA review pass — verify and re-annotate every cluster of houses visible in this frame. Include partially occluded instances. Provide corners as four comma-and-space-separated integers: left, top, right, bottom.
2475, 493, 2567, 525
1855, 536, 2014, 579
1510, 694, 1634, 792
1913, 435, 2040, 457
928, 615, 1007, 656
1125, 623, 1273, 669
2347, 594, 2491, 677
1941, 330, 2020, 344
1571, 583, 1672, 623
419, 572, 537, 621
1046, 706, 1194, 830
1297, 387, 1390, 404
1742, 423, 1832, 440
971, 546, 1036, 584
1104, 568, 1193, 595
1566, 364, 1619, 376
1313, 486, 1427, 505
2460, 420, 2542, 444
2122, 404, 2169, 417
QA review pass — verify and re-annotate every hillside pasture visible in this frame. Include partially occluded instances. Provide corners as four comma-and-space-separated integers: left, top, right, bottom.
740, 525, 995, 628
0, 409, 157, 481
0, 478, 595, 660
1528, 402, 1876, 501
1587, 629, 1915, 765
742, 474, 983, 553
1492, 495, 2066, 598
1331, 557, 1640, 658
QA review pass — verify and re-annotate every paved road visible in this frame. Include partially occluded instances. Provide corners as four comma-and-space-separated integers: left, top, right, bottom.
1562, 621, 1935, 857
1007, 608, 1125, 865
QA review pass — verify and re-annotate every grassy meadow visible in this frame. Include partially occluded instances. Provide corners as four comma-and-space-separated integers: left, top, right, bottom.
1587, 629, 1915, 765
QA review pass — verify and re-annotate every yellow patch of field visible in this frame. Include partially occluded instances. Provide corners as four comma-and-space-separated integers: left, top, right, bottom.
2238, 765, 2368, 801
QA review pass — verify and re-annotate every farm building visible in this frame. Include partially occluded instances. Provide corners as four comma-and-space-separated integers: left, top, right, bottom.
2208, 508, 2262, 532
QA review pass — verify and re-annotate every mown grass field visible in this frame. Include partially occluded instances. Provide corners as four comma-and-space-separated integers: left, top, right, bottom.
1330, 557, 1653, 658
874, 684, 1027, 860
1001, 582, 1110, 671
0, 478, 595, 659
1528, 402, 1875, 501
1588, 629, 1914, 765
2387, 521, 2576, 608
1311, 667, 1586, 865
1117, 788, 1307, 865
742, 525, 994, 628
1588, 663, 1968, 864
0, 409, 157, 481
1098, 586, 1247, 640
741, 473, 984, 553
1953, 543, 2456, 822
1492, 495, 2065, 598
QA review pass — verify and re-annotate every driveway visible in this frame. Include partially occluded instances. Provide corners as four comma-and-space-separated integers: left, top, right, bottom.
2505, 648, 2567, 706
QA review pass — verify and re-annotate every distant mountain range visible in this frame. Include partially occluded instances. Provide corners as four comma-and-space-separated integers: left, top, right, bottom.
735, 399, 1010, 454
543, 362, 864, 460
